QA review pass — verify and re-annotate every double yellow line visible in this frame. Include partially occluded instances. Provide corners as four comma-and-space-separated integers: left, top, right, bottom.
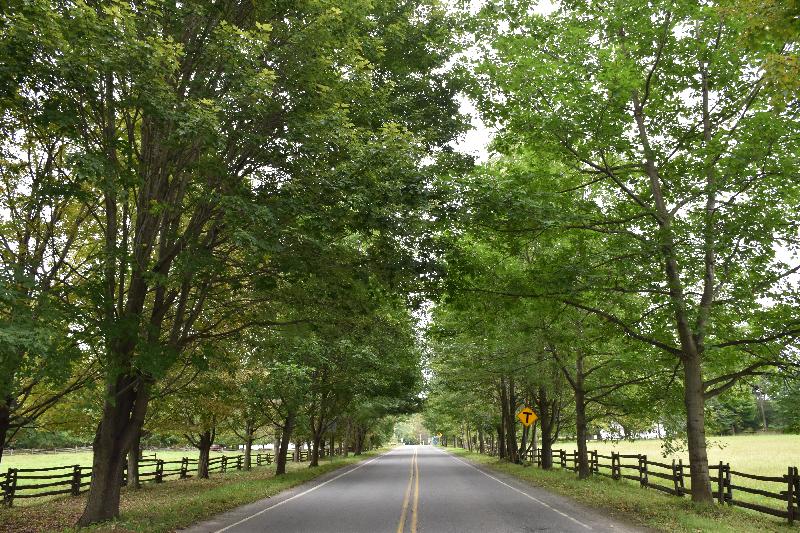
396, 446, 420, 533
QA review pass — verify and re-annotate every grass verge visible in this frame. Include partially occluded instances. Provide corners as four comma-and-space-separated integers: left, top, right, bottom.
443, 447, 796, 533
0, 450, 387, 533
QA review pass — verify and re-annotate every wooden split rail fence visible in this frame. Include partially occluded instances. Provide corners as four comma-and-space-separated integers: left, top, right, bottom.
1, 449, 310, 507
511, 448, 799, 524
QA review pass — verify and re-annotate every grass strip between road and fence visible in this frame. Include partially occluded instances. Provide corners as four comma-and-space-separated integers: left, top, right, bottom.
0, 448, 386, 533
522, 447, 799, 524
0, 449, 311, 506
443, 446, 797, 533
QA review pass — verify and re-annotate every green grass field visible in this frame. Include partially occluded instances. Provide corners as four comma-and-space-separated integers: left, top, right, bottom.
0, 449, 299, 505
514, 434, 800, 524
1, 449, 243, 472
556, 434, 800, 477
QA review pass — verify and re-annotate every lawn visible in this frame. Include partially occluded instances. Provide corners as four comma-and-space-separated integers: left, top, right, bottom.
551, 434, 800, 513
0, 448, 309, 505
555, 434, 800, 478
0, 449, 386, 533
446, 446, 796, 533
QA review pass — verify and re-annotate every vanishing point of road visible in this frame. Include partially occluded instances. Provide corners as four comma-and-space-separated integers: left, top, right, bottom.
184, 445, 641, 533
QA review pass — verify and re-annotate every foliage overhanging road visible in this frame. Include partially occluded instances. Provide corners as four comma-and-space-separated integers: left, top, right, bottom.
184, 445, 642, 533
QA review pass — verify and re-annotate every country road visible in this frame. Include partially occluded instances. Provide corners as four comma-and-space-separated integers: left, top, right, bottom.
183, 445, 642, 533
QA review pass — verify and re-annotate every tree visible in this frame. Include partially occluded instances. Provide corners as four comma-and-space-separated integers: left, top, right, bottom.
2, 0, 466, 523
471, 0, 800, 501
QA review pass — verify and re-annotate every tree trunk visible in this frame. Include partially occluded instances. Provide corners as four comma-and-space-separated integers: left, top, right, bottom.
276, 411, 295, 476
197, 430, 212, 479
498, 378, 509, 460
684, 355, 713, 502
0, 400, 10, 465
354, 426, 366, 455
310, 433, 322, 467
495, 424, 505, 459
127, 427, 141, 488
77, 376, 148, 526
575, 391, 590, 479
538, 387, 553, 469
574, 354, 591, 479
243, 424, 254, 470
505, 377, 519, 463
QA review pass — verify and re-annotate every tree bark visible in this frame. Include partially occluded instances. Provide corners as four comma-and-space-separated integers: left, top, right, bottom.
684, 354, 712, 502
127, 427, 141, 488
571, 353, 590, 479
310, 434, 322, 467
197, 430, 213, 479
77, 376, 148, 526
0, 400, 10, 465
537, 386, 553, 469
504, 377, 519, 463
575, 389, 590, 479
276, 410, 295, 475
243, 421, 254, 470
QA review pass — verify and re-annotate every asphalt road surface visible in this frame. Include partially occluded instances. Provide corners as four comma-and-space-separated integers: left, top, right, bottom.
183, 445, 642, 533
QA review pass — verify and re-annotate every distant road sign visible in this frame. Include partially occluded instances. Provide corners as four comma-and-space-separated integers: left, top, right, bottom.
517, 407, 538, 427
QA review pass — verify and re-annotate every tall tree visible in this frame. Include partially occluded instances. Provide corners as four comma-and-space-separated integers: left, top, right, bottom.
471, 0, 800, 501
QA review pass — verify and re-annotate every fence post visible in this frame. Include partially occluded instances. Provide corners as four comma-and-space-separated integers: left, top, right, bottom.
559, 449, 566, 469
794, 467, 800, 524
787, 466, 795, 525
612, 452, 619, 480
237, 455, 243, 470
3, 469, 17, 507
591, 450, 598, 475
156, 459, 164, 483
180, 457, 188, 479
71, 465, 81, 496
716, 461, 725, 505
221, 456, 228, 473
640, 455, 648, 487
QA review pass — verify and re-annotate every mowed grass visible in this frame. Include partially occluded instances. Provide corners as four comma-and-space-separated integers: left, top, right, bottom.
446, 446, 796, 533
556, 434, 800, 477
0, 450, 251, 504
0, 449, 387, 533
1, 449, 240, 471
554, 434, 800, 512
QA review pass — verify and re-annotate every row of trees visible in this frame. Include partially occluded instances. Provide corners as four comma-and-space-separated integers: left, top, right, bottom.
424, 0, 800, 506
0, 0, 469, 526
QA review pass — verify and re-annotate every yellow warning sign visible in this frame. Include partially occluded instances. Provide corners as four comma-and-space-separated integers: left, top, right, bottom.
517, 407, 538, 427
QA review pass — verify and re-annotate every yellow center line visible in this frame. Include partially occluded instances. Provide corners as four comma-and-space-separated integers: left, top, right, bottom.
411, 446, 420, 533
396, 447, 417, 533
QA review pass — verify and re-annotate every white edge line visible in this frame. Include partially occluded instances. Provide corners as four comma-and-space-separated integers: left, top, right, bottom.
213, 450, 395, 533
434, 447, 592, 530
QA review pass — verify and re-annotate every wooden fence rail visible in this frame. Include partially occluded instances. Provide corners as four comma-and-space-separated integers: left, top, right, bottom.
494, 446, 799, 524
1, 447, 313, 507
